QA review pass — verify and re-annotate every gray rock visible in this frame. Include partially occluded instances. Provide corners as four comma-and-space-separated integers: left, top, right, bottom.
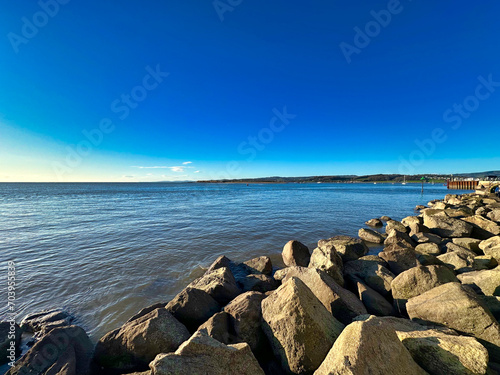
318, 236, 368, 262
7, 326, 93, 375
352, 277, 395, 316
452, 237, 482, 254
411, 232, 442, 245
358, 228, 385, 244
379, 247, 420, 275
166, 287, 221, 332
406, 282, 500, 362
415, 242, 441, 256
391, 265, 458, 313
243, 256, 273, 276
197, 312, 234, 345
479, 236, 500, 261
437, 249, 476, 273
309, 244, 344, 286
279, 266, 366, 325
150, 330, 265, 375
365, 218, 383, 227
423, 214, 473, 238
262, 277, 344, 374
239, 274, 279, 293
344, 256, 395, 296
314, 316, 427, 375
282, 240, 310, 267
20, 308, 74, 336
457, 266, 500, 296
386, 220, 408, 234
187, 266, 241, 305
94, 308, 190, 372
384, 229, 417, 249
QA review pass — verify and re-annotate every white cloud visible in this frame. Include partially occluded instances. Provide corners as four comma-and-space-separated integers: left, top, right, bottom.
169, 166, 184, 172
131, 166, 169, 169
182, 161, 192, 165
194, 170, 200, 173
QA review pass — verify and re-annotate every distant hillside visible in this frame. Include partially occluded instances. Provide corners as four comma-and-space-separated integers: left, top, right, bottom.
454, 171, 500, 178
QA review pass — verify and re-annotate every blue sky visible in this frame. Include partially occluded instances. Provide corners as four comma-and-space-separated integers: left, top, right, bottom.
1, 1, 499, 181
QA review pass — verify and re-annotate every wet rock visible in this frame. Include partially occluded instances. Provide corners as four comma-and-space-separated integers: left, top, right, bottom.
150, 330, 265, 375
282, 240, 310, 267
380, 215, 392, 221
166, 287, 221, 332
365, 218, 383, 227
243, 256, 273, 276
261, 277, 344, 374
391, 265, 458, 313
308, 244, 344, 286
406, 282, 500, 362
7, 325, 93, 375
423, 214, 473, 238
457, 266, 500, 296
20, 308, 75, 336
94, 308, 190, 373
279, 266, 366, 324
344, 256, 395, 296
187, 266, 241, 305
379, 247, 420, 275
314, 316, 426, 375
317, 236, 368, 262
358, 228, 385, 244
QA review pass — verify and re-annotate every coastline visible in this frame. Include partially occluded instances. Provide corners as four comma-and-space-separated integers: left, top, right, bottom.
3, 189, 500, 374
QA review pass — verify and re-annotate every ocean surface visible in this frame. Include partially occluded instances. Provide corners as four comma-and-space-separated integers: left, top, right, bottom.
0, 182, 467, 342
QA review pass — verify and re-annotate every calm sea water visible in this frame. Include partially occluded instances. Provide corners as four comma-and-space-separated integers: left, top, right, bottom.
0, 182, 465, 342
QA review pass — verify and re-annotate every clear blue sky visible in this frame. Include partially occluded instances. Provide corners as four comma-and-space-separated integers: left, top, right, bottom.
1, 1, 499, 181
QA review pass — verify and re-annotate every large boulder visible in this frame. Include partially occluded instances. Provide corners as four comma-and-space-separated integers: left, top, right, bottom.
0, 321, 22, 366
93, 308, 190, 373
365, 218, 383, 227
385, 220, 408, 234
384, 230, 417, 249
457, 266, 500, 296
462, 215, 500, 239
150, 330, 265, 375
437, 249, 476, 273
166, 287, 221, 332
318, 236, 368, 262
20, 308, 75, 337
391, 265, 458, 313
415, 242, 441, 256
282, 240, 311, 267
314, 316, 427, 375
197, 311, 235, 345
479, 236, 500, 261
488, 208, 500, 223
344, 256, 395, 296
243, 256, 273, 276
406, 282, 500, 361
352, 277, 395, 316
423, 214, 473, 238
7, 326, 93, 375
278, 266, 367, 324
358, 228, 385, 244
223, 291, 266, 354
364, 316, 489, 375
411, 232, 442, 245
238, 273, 279, 293
379, 247, 420, 275
261, 277, 344, 374
452, 237, 482, 254
187, 266, 241, 305
308, 244, 344, 286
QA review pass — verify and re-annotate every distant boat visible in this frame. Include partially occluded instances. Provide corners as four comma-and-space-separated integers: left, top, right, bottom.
374, 182, 377, 185
402, 176, 407, 185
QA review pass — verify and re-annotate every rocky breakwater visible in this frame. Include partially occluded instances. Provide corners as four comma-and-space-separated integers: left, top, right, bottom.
4, 192, 500, 374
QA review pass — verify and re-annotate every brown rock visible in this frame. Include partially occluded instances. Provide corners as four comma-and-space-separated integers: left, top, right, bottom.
282, 240, 310, 267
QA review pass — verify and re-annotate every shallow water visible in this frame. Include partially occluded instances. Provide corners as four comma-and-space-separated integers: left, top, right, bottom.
0, 182, 466, 341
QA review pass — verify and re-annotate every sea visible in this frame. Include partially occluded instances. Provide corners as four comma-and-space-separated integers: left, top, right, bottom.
0, 182, 467, 343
